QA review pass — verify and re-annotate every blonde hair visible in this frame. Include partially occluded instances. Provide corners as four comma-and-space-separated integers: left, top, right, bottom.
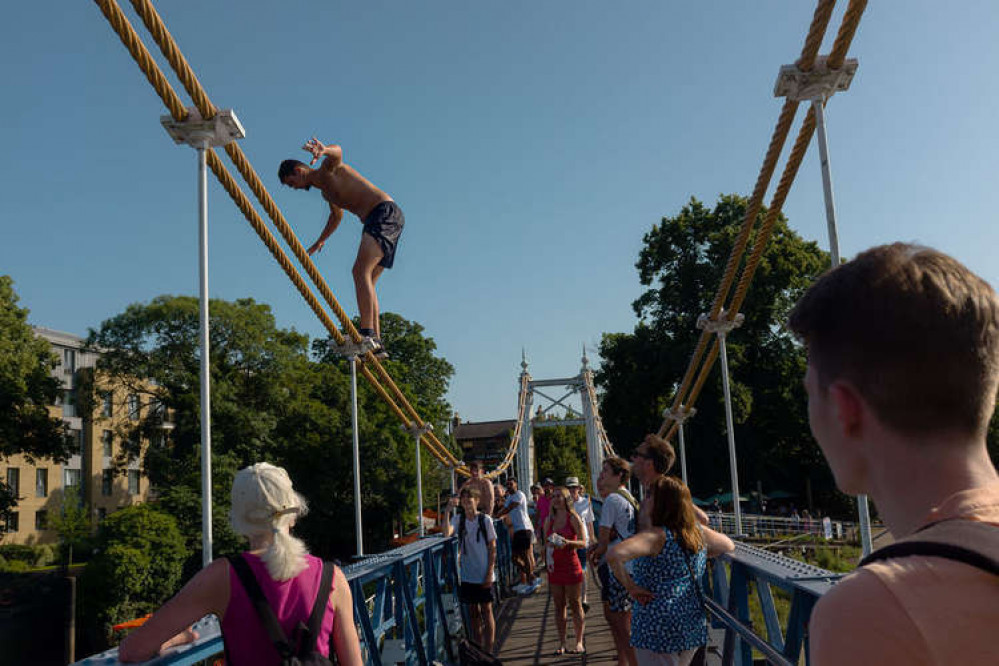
230, 463, 310, 581
547, 486, 582, 530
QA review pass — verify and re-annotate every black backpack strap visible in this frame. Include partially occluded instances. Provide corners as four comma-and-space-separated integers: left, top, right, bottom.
859, 541, 999, 576
477, 513, 488, 542
227, 555, 296, 659
298, 561, 335, 658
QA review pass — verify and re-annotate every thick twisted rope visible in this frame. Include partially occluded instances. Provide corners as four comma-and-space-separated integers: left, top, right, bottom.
93, 0, 459, 468
124, 0, 462, 466
659, 0, 867, 441
662, 0, 836, 423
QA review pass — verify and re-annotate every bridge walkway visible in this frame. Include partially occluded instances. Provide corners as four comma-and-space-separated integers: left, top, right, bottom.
495, 573, 723, 665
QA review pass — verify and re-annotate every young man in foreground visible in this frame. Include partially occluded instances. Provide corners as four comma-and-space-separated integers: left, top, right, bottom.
788, 243, 999, 665
279, 138, 404, 356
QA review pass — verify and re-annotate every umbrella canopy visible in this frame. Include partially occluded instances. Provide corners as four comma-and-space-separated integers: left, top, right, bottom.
711, 492, 749, 503
765, 490, 796, 499
692, 496, 711, 507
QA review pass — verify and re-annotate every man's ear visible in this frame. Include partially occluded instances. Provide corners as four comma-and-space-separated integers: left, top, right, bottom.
828, 380, 865, 438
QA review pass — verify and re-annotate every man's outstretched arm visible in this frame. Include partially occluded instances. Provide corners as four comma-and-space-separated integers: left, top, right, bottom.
307, 204, 343, 255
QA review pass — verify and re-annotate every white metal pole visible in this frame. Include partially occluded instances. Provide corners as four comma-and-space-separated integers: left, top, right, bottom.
812, 97, 873, 557
678, 423, 689, 486
718, 332, 743, 536
415, 430, 424, 537
349, 355, 364, 556
197, 140, 213, 568
450, 466, 456, 495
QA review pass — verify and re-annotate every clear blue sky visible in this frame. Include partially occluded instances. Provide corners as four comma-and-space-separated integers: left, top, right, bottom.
4, 2, 999, 422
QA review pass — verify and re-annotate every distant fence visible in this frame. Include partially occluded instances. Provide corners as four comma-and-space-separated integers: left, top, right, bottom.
707, 511, 885, 544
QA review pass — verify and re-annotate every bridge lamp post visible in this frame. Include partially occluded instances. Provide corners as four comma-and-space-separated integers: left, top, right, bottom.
406, 422, 434, 537
774, 56, 872, 556
161, 108, 245, 568
330, 338, 375, 556
697, 311, 745, 536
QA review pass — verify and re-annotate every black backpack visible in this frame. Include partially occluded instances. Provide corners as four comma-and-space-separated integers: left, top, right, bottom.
457, 513, 489, 553
227, 554, 336, 666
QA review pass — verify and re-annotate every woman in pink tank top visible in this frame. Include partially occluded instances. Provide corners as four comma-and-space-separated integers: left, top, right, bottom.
118, 463, 363, 665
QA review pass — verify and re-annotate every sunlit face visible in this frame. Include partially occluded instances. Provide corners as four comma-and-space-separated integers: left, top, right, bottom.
552, 492, 567, 510
460, 493, 478, 514
469, 464, 482, 479
568, 485, 582, 500
630, 444, 654, 482
596, 462, 621, 497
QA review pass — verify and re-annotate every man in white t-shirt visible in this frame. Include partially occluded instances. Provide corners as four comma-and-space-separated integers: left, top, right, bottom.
566, 476, 595, 610
443, 487, 497, 652
496, 477, 538, 594
588, 458, 637, 666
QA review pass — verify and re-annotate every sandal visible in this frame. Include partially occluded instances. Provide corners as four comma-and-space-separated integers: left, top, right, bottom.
553, 648, 566, 656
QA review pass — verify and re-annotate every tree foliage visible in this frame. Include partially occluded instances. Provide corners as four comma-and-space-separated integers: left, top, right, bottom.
532, 417, 590, 489
87, 297, 456, 562
79, 503, 186, 648
596, 195, 847, 513
0, 275, 71, 464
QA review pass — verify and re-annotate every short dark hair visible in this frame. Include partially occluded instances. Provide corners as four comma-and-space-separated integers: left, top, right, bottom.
278, 159, 307, 183
467, 460, 481, 470
603, 457, 631, 485
788, 243, 999, 437
643, 434, 676, 475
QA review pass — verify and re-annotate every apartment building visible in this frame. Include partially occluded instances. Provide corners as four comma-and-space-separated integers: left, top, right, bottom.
1, 328, 162, 545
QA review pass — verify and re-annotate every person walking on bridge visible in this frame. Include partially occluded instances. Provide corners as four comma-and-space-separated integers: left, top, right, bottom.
279, 138, 404, 357
789, 243, 999, 665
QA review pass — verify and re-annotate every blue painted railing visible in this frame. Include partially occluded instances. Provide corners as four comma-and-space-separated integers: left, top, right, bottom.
74, 520, 521, 666
704, 542, 841, 666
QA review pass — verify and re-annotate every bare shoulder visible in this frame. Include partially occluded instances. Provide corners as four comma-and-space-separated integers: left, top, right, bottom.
810, 569, 927, 665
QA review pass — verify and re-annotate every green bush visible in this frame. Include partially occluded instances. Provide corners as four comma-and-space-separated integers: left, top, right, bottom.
0, 544, 38, 563
79, 504, 188, 649
0, 558, 30, 573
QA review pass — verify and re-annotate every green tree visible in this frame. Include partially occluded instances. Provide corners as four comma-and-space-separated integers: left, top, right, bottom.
45, 485, 92, 565
78, 503, 186, 648
532, 417, 590, 489
0, 275, 71, 481
88, 297, 456, 561
596, 195, 845, 513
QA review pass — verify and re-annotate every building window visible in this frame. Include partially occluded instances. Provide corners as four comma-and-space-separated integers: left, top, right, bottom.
63, 349, 75, 375
128, 394, 141, 420
5, 468, 19, 496
62, 390, 76, 418
35, 510, 48, 530
102, 430, 113, 457
102, 470, 113, 496
128, 470, 140, 495
4, 512, 18, 533
73, 430, 84, 456
36, 468, 48, 498
102, 392, 113, 418
64, 468, 81, 488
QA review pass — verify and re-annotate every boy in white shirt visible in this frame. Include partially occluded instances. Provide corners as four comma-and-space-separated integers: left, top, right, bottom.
443, 487, 497, 652
566, 477, 595, 610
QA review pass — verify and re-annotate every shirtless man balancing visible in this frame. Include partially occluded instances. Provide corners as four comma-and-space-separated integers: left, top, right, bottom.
279, 138, 404, 355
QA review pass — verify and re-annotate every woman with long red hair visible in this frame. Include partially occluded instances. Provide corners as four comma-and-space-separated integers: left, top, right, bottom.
607, 476, 734, 666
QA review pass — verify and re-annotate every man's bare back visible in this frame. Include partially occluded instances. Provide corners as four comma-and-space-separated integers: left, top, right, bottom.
309, 156, 391, 222
296, 137, 392, 222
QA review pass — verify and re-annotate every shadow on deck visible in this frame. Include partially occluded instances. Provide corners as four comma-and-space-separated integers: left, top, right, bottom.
494, 572, 723, 666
